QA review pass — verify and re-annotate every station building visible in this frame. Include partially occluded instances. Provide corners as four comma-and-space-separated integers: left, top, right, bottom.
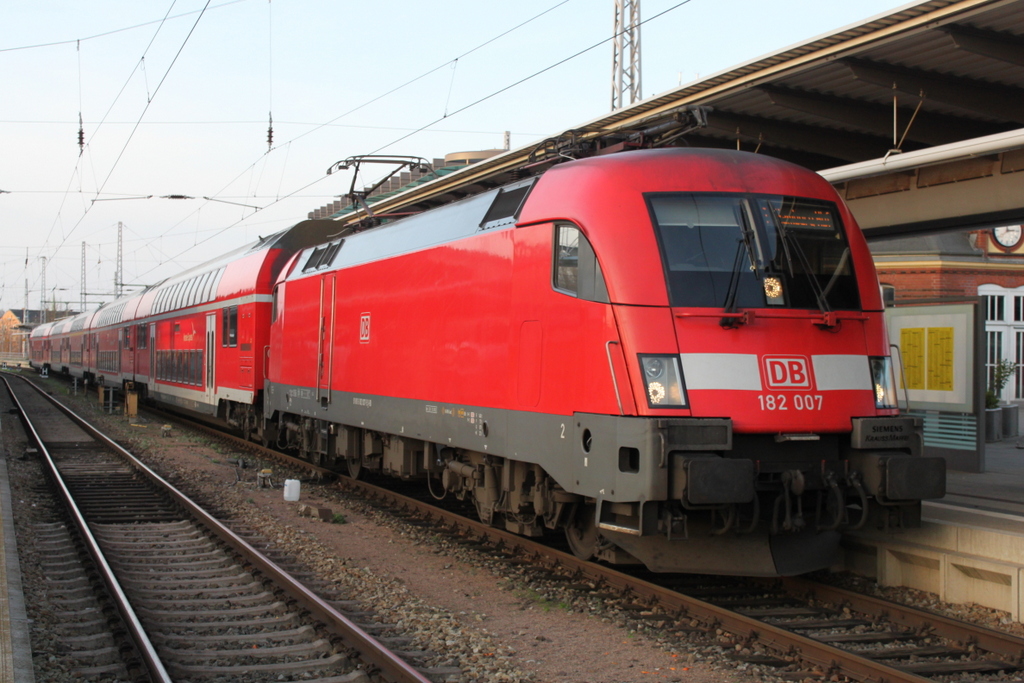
871, 227, 1024, 402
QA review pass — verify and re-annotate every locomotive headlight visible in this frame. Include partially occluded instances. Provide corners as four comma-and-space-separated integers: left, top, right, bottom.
639, 355, 687, 408
869, 356, 898, 409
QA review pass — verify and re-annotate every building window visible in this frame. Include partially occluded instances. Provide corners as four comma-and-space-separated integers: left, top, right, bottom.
986, 295, 1005, 321
987, 329, 1004, 393
1016, 331, 1024, 400
880, 284, 896, 308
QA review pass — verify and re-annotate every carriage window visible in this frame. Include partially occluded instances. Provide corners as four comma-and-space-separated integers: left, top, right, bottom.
137, 324, 148, 350
222, 306, 238, 348
183, 277, 199, 307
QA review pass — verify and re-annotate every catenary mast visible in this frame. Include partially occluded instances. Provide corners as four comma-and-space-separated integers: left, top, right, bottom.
611, 0, 642, 111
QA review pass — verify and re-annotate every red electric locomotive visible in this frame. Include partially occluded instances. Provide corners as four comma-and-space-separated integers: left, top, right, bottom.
264, 148, 944, 576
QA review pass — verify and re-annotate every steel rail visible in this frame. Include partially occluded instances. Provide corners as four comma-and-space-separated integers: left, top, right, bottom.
12, 376, 432, 683
782, 576, 1024, 663
2, 375, 173, 683
336, 476, 936, 683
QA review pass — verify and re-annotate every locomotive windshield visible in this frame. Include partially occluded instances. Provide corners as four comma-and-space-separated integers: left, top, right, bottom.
648, 193, 860, 311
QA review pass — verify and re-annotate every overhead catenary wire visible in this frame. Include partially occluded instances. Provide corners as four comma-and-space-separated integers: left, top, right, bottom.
23, 0, 211, 309
18, 0, 575, 301
0, 0, 247, 53
363, 0, 694, 158
77, 40, 85, 156
134, 0, 693, 283
36, 0, 187, 258
266, 0, 273, 152
126, 0, 581, 279
11, 0, 694, 309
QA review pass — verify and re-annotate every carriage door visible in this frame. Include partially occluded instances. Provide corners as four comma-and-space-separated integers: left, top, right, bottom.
205, 313, 216, 403
149, 324, 156, 381
317, 274, 336, 406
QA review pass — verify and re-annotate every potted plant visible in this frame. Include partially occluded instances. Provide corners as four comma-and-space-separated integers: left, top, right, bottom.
987, 359, 1018, 441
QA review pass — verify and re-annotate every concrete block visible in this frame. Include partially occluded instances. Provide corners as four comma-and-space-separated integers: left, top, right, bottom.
957, 526, 1024, 565
854, 520, 958, 553
945, 555, 1018, 621
879, 545, 943, 597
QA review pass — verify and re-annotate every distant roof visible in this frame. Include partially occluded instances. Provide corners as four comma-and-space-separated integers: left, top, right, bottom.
3, 309, 78, 326
869, 231, 985, 257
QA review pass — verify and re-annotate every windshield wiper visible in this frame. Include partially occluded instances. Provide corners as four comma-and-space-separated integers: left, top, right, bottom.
767, 202, 831, 317
720, 204, 763, 328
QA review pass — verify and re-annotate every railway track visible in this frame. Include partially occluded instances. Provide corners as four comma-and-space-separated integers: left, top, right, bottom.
2, 373, 443, 683
31, 378, 1024, 682
333, 479, 1024, 682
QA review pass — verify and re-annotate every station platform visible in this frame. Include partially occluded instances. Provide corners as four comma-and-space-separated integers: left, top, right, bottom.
0, 412, 35, 682
844, 436, 1024, 622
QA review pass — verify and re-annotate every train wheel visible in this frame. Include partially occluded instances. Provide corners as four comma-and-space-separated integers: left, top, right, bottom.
565, 504, 598, 561
346, 456, 363, 480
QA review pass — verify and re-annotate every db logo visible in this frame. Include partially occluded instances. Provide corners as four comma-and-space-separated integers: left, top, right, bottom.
762, 356, 813, 389
359, 313, 371, 343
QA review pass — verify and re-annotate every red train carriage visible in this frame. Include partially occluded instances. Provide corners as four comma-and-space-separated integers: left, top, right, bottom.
35, 222, 339, 430
28, 321, 54, 370
66, 312, 93, 378
265, 148, 945, 576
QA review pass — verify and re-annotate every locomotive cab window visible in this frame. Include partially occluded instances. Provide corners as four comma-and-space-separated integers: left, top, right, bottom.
648, 193, 859, 311
553, 224, 608, 303
272, 285, 282, 323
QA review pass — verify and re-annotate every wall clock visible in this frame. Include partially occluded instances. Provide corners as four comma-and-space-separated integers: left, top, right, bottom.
993, 225, 1022, 249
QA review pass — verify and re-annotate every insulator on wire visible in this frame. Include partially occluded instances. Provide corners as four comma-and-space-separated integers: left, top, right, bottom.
78, 113, 85, 155
267, 113, 273, 151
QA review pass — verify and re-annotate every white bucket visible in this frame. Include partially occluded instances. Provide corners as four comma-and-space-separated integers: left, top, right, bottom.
283, 479, 301, 502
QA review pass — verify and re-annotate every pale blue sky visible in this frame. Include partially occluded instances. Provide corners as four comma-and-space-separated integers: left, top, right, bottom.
0, 0, 913, 311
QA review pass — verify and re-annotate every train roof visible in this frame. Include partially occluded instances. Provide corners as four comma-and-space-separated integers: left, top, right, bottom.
284, 178, 535, 283
285, 149, 842, 284
59, 219, 343, 325
29, 321, 55, 339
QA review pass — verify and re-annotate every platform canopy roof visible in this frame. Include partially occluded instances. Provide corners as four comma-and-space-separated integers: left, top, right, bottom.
603, 0, 1024, 169
333, 0, 1024, 230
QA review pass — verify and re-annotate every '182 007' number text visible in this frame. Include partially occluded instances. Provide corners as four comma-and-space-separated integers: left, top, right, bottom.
757, 394, 823, 411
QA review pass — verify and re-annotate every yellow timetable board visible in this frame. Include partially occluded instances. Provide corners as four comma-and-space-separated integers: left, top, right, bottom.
900, 327, 954, 392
